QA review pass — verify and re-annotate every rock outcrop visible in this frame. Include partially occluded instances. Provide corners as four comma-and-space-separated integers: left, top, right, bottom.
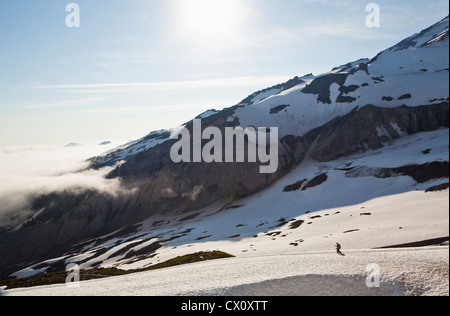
311, 102, 449, 162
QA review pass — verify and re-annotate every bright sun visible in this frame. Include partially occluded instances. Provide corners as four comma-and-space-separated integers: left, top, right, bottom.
177, 0, 244, 38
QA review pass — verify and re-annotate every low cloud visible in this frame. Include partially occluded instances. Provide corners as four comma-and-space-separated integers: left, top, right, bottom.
0, 143, 125, 229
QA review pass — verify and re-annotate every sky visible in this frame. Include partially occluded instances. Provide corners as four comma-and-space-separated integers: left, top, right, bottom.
0, 0, 448, 146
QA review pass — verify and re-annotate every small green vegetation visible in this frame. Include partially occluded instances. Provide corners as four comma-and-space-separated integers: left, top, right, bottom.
143, 251, 234, 271
0, 251, 234, 290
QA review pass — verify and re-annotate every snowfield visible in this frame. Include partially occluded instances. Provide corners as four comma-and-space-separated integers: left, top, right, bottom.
4, 246, 448, 296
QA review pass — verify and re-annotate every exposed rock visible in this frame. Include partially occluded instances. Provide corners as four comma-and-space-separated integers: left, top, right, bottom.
339, 85, 360, 94
425, 183, 450, 192
302, 174, 328, 191
343, 229, 360, 234
270, 104, 290, 114
302, 74, 348, 104
289, 220, 305, 230
398, 93, 412, 100
372, 76, 385, 83
240, 76, 305, 105
310, 102, 449, 162
345, 162, 449, 183
122, 241, 162, 260
283, 180, 306, 192
336, 95, 357, 103
377, 237, 450, 249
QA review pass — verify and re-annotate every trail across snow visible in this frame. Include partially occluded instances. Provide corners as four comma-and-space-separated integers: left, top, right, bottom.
4, 246, 448, 296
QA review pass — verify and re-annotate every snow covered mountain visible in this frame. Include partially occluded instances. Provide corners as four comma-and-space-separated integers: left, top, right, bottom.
10, 128, 449, 280
0, 16, 448, 281
90, 16, 449, 168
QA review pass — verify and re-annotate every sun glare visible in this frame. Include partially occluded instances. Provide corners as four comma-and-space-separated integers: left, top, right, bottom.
177, 0, 245, 39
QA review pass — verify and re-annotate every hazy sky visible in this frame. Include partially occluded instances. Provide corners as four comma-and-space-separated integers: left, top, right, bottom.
0, 0, 448, 146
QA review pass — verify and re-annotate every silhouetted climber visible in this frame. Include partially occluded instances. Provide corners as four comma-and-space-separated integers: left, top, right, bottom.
336, 243, 343, 255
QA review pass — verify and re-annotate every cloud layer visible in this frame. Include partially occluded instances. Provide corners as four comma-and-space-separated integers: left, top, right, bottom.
0, 143, 124, 229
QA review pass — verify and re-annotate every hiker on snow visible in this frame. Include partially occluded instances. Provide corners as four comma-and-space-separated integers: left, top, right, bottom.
336, 243, 343, 255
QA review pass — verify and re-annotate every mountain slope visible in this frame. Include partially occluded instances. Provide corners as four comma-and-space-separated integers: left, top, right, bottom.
6, 247, 449, 296
0, 16, 448, 280
89, 16, 449, 168
8, 127, 448, 280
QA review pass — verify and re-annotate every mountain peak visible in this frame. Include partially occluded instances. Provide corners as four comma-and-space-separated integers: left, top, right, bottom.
386, 15, 449, 52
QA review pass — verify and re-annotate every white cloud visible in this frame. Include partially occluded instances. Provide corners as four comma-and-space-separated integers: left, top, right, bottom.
35, 75, 293, 93
19, 97, 107, 109
0, 143, 127, 229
